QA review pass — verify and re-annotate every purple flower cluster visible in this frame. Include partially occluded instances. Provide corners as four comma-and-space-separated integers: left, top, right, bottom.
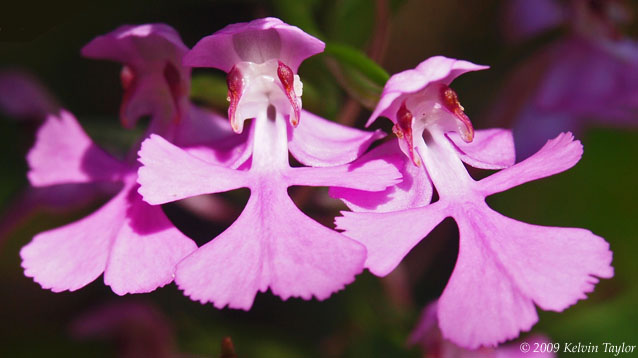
16, 16, 614, 351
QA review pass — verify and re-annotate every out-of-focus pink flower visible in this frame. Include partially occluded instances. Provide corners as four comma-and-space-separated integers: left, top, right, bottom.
409, 301, 556, 358
20, 24, 241, 295
495, 0, 638, 158
0, 69, 59, 121
136, 18, 398, 309
333, 56, 613, 349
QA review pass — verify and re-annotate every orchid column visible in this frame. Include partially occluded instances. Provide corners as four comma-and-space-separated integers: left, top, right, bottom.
136, 18, 400, 309
333, 56, 613, 348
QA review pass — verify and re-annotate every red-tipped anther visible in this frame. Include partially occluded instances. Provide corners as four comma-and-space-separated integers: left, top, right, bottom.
119, 66, 137, 128
440, 84, 474, 143
394, 101, 420, 167
277, 60, 300, 127
226, 65, 244, 133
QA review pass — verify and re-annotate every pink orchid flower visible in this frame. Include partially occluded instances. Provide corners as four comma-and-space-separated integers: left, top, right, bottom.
136, 17, 400, 309
494, 0, 638, 158
409, 301, 556, 358
20, 24, 241, 295
333, 56, 613, 348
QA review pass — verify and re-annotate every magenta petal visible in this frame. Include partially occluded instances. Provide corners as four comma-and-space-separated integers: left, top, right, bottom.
336, 201, 448, 276
184, 17, 325, 72
288, 110, 385, 167
0, 69, 59, 120
177, 106, 253, 168
330, 141, 432, 212
447, 128, 515, 170
137, 134, 251, 204
439, 203, 613, 348
176, 187, 366, 309
27, 110, 127, 186
286, 157, 402, 191
20, 189, 128, 292
368, 56, 488, 126
104, 187, 197, 295
501, 0, 564, 43
81, 23, 188, 65
479, 132, 582, 196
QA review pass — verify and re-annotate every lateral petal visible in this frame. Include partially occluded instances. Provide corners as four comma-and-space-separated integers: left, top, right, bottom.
330, 141, 433, 212
335, 201, 448, 276
479, 132, 582, 196
447, 128, 516, 170
288, 110, 385, 167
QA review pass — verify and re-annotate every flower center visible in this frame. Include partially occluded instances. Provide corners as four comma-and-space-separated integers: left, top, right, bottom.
393, 84, 474, 166
226, 59, 302, 134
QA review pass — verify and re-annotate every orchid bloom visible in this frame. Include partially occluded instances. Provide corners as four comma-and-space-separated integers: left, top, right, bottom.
409, 301, 556, 358
333, 56, 613, 348
20, 24, 241, 295
136, 17, 400, 309
494, 0, 638, 158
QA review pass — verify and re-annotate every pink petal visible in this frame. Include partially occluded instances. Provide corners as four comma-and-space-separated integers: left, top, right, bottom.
330, 141, 433, 212
501, 0, 564, 44
479, 132, 582, 196
288, 110, 385, 167
176, 105, 252, 168
104, 187, 197, 295
368, 56, 488, 126
137, 134, 251, 205
534, 37, 638, 121
183, 17, 325, 72
81, 23, 188, 65
286, 156, 402, 191
447, 128, 516, 170
176, 186, 366, 309
439, 202, 613, 349
335, 201, 448, 276
27, 110, 127, 186
20, 188, 128, 292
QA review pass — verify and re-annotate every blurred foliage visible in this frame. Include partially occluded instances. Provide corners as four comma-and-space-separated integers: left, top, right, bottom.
1, 0, 637, 357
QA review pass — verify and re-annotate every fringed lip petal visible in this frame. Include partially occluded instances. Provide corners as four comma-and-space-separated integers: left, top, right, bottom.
183, 17, 325, 73
438, 202, 613, 349
104, 187, 197, 295
27, 110, 127, 186
367, 56, 488, 127
175, 186, 366, 310
288, 110, 386, 167
137, 135, 251, 205
20, 188, 129, 292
